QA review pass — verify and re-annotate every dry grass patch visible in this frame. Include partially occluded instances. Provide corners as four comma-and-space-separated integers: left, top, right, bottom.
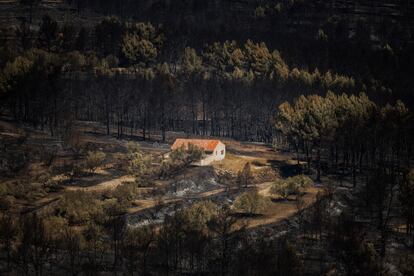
239, 186, 320, 228
213, 153, 271, 173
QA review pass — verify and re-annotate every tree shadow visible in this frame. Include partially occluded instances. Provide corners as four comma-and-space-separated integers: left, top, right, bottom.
62, 172, 122, 188
269, 160, 303, 177
270, 197, 297, 203
231, 212, 265, 218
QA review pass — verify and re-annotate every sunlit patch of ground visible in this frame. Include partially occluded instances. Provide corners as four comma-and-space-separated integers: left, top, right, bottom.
65, 175, 135, 192
247, 185, 320, 228
212, 153, 271, 173
2, 117, 319, 229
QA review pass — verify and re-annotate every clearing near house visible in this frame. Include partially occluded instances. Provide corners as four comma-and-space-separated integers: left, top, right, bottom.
0, 117, 321, 229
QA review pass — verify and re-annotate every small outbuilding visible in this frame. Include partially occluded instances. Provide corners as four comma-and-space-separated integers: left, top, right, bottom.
171, 138, 226, 166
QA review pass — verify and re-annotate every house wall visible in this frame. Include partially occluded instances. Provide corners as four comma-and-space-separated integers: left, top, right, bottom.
196, 142, 226, 166
197, 154, 217, 166
213, 142, 226, 161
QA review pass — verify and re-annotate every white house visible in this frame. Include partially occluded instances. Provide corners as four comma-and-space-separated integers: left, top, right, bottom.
171, 138, 226, 166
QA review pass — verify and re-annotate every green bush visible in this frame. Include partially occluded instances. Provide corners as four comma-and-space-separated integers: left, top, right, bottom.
271, 175, 313, 200
110, 182, 139, 206
43, 216, 70, 242
62, 163, 84, 181
186, 143, 204, 163
55, 191, 103, 225
37, 172, 62, 192
183, 201, 218, 230
271, 180, 298, 199
126, 142, 149, 177
290, 174, 313, 188
170, 143, 204, 165
126, 141, 141, 153
233, 189, 270, 215
159, 160, 173, 178
102, 198, 128, 217
162, 144, 204, 178
169, 145, 186, 163
128, 152, 146, 177
0, 180, 47, 201
85, 150, 106, 173
82, 221, 108, 254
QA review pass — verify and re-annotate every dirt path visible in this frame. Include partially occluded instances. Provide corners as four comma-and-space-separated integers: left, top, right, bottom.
127, 179, 320, 230
65, 175, 135, 192
249, 185, 320, 229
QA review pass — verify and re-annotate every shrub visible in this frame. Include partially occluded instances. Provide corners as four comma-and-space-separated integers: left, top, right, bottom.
170, 145, 186, 163
255, 6, 266, 18
43, 179, 61, 193
271, 180, 298, 199
170, 143, 204, 165
102, 198, 128, 217
0, 184, 9, 197
183, 201, 218, 230
271, 175, 313, 200
62, 163, 84, 181
111, 182, 139, 206
85, 150, 106, 173
129, 155, 146, 176
43, 216, 70, 241
82, 221, 108, 256
1, 180, 47, 201
217, 170, 236, 186
290, 174, 313, 189
159, 160, 173, 178
126, 142, 149, 178
233, 189, 270, 215
123, 224, 154, 247
37, 172, 62, 192
126, 141, 141, 153
256, 167, 278, 183
186, 143, 204, 164
55, 191, 103, 225
160, 144, 204, 178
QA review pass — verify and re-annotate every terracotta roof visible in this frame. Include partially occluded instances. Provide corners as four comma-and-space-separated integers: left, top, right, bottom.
171, 139, 222, 152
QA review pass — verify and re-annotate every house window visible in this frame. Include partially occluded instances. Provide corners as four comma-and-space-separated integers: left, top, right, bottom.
221, 150, 224, 155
